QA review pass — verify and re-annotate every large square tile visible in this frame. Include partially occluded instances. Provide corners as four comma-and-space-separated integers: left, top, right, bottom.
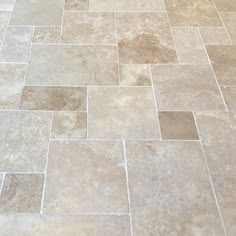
33, 27, 61, 44
65, 0, 89, 10
213, 0, 236, 12
221, 86, 236, 111
0, 12, 10, 45
220, 13, 236, 45
140, 0, 166, 11
0, 0, 15, 11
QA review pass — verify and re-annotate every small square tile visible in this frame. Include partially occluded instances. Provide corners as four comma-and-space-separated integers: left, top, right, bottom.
0, 12, 11, 45
0, 0, 15, 11
213, 0, 236, 12
159, 112, 199, 140
0, 174, 44, 213
33, 27, 61, 44
61, 12, 116, 44
221, 86, 236, 111
119, 64, 151, 86
65, 0, 89, 10
21, 86, 86, 111
44, 141, 128, 213
88, 87, 160, 139
51, 112, 87, 139
220, 13, 236, 45
140, 0, 166, 11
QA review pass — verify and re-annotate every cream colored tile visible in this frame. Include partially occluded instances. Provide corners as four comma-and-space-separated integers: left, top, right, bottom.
0, 12, 11, 46
65, 0, 89, 10
0, 0, 15, 11
221, 13, 236, 45
33, 27, 60, 43
140, 0, 166, 11
213, 0, 236, 12
221, 86, 236, 111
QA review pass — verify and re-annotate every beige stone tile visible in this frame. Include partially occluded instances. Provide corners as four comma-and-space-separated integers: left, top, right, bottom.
0, 12, 11, 46
0, 174, 3, 192
119, 64, 151, 86
61, 12, 115, 44
151, 65, 225, 110
33, 27, 60, 43
165, 0, 222, 27
200, 27, 231, 45
0, 27, 33, 62
172, 28, 209, 64
0, 215, 130, 236
10, 0, 63, 26
126, 141, 224, 235
44, 141, 128, 213
159, 112, 199, 140
65, 0, 89, 10
0, 64, 25, 109
140, 0, 166, 11
206, 45, 236, 85
88, 87, 160, 139
213, 0, 236, 12
25, 45, 118, 86
0, 111, 51, 172
117, 12, 177, 64
221, 86, 236, 111
21, 86, 86, 111
0, 0, 15, 11
221, 13, 236, 45
195, 112, 236, 175
51, 112, 87, 139
212, 175, 236, 236
0, 174, 43, 213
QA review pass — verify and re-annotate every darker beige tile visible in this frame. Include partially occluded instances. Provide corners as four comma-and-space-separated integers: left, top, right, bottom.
0, 12, 10, 45
221, 86, 236, 111
220, 13, 236, 45
206, 45, 236, 85
159, 112, 199, 140
165, 0, 222, 27
65, 0, 89, 10
44, 141, 128, 213
0, 174, 43, 213
126, 141, 224, 235
117, 12, 177, 64
51, 112, 87, 139
213, 0, 236, 12
33, 27, 61, 43
151, 65, 225, 110
21, 86, 86, 111
140, 0, 166, 11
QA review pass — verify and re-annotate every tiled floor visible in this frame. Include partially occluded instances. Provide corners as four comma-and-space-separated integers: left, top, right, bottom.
0, 0, 235, 235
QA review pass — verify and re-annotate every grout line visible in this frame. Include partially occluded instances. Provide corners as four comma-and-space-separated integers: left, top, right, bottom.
86, 88, 89, 139
64, 10, 167, 13
15, 85, 152, 88
0, 172, 44, 175
59, 0, 65, 42
32, 43, 117, 46
114, 12, 121, 85
0, 173, 6, 196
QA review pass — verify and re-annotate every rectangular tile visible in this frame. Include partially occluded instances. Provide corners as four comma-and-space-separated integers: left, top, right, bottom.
0, 0, 15, 11
0, 12, 11, 46
33, 27, 61, 44
65, 0, 89, 10
220, 13, 236, 44
88, 87, 160, 139
44, 141, 128, 213
140, 0, 166, 11
21, 86, 86, 111
126, 141, 224, 235
221, 86, 236, 111
117, 12, 177, 64
25, 45, 118, 86
213, 0, 236, 12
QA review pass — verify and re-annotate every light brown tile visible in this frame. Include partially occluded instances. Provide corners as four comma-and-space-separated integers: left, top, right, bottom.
33, 27, 60, 43
213, 0, 236, 12
25, 45, 118, 86
0, 27, 33, 62
0, 12, 10, 45
126, 141, 224, 235
0, 0, 15, 11
159, 112, 199, 140
212, 175, 236, 236
0, 111, 51, 172
221, 86, 236, 111
119, 64, 151, 86
0, 64, 25, 109
195, 112, 236, 175
206, 45, 236, 85
21, 86, 86, 111
0, 174, 43, 213
51, 112, 87, 139
44, 141, 128, 213
10, 0, 63, 26
151, 65, 225, 110
65, 0, 89, 10
88, 87, 160, 139
200, 27, 231, 45
221, 13, 236, 45
62, 12, 115, 44
172, 28, 209, 64
0, 215, 130, 236
117, 12, 177, 64
140, 0, 166, 11
165, 0, 222, 27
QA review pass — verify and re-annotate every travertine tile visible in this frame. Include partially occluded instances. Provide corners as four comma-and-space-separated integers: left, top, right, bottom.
0, 111, 51, 172
61, 12, 115, 44
140, 0, 166, 11
212, 175, 236, 236
0, 174, 43, 213
21, 86, 86, 111
33, 27, 60, 43
200, 27, 231, 45
51, 112, 87, 139
213, 0, 236, 12
0, 0, 15, 11
220, 13, 236, 44
44, 141, 128, 213
159, 112, 199, 140
65, 0, 89, 10
165, 0, 222, 27
25, 45, 118, 86
0, 27, 33, 62
119, 64, 151, 86
206, 45, 236, 85
88, 87, 160, 139
151, 65, 225, 110
0, 175, 3, 192
0, 215, 130, 236
221, 86, 236, 111
10, 0, 63, 26
172, 28, 209, 64
0, 64, 25, 109
126, 141, 224, 235
117, 12, 177, 64
0, 12, 10, 45
195, 112, 236, 175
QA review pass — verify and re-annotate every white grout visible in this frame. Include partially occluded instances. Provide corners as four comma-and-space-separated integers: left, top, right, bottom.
0, 173, 6, 196
59, 0, 65, 42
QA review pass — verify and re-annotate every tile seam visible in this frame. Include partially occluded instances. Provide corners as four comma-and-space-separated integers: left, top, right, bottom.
0, 173, 6, 196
